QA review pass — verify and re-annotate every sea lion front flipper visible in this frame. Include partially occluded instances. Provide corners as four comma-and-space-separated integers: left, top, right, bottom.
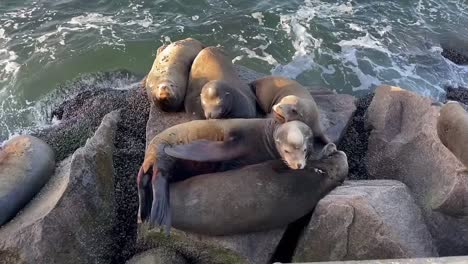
137, 165, 155, 223
150, 171, 171, 234
164, 139, 245, 162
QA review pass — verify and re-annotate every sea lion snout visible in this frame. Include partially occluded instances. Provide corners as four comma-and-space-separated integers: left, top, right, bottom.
156, 82, 175, 100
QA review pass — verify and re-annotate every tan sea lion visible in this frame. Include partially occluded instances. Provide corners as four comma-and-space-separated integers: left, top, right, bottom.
137, 118, 336, 231
185, 46, 257, 119
170, 147, 348, 236
0, 135, 55, 226
437, 101, 468, 168
250, 76, 330, 145
144, 38, 204, 111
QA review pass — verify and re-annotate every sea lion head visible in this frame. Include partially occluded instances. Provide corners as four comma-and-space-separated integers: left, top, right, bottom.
274, 121, 312, 170
272, 95, 307, 123
149, 80, 179, 111
200, 80, 232, 119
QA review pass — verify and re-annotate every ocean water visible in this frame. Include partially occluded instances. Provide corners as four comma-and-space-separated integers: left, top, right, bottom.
1, 0, 468, 140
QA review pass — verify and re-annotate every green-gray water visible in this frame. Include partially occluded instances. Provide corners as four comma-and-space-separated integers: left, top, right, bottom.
1, 0, 468, 140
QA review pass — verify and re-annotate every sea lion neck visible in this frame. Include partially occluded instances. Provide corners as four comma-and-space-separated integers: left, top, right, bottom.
263, 119, 281, 159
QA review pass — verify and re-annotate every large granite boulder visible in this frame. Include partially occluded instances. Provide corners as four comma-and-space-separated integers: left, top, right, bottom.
293, 180, 437, 262
365, 85, 468, 255
126, 248, 188, 264
0, 135, 55, 226
137, 227, 248, 264
0, 110, 120, 263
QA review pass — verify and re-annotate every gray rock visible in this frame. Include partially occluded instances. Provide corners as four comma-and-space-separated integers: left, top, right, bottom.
289, 256, 468, 264
186, 223, 286, 264
126, 248, 187, 264
0, 110, 120, 263
0, 135, 55, 226
185, 228, 286, 264
293, 180, 437, 262
365, 85, 468, 255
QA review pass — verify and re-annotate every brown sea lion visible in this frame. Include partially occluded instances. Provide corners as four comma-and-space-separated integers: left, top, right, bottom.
170, 147, 347, 235
185, 46, 257, 119
137, 118, 335, 231
144, 38, 204, 111
0, 135, 55, 226
250, 76, 330, 145
437, 101, 468, 168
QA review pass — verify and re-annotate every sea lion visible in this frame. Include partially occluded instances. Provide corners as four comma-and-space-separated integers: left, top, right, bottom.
250, 76, 330, 144
185, 46, 257, 119
170, 147, 348, 235
144, 38, 204, 111
437, 101, 468, 168
0, 135, 55, 226
137, 118, 335, 231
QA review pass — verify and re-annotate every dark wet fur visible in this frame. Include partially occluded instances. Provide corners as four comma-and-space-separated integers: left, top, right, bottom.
150, 171, 171, 234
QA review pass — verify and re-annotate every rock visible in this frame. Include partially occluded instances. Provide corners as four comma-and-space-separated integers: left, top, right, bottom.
0, 110, 120, 263
441, 46, 468, 65
293, 180, 437, 262
365, 85, 468, 255
302, 256, 468, 264
0, 135, 55, 226
126, 248, 188, 264
314, 93, 357, 143
337, 94, 374, 180
445, 85, 468, 105
185, 229, 286, 264
137, 226, 248, 264
437, 101, 468, 168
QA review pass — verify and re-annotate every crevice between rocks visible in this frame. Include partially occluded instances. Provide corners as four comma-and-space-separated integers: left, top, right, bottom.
270, 211, 314, 263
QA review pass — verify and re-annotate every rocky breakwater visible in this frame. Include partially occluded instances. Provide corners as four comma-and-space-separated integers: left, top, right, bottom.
365, 85, 468, 256
3, 66, 467, 264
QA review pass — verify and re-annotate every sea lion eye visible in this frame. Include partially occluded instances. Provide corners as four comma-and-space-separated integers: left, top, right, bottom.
291, 109, 298, 114
303, 148, 306, 153
284, 150, 290, 154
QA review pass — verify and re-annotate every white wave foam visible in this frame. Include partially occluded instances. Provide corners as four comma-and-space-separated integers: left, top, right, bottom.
251, 12, 264, 26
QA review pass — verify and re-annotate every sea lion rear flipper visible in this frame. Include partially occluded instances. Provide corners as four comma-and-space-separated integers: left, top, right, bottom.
164, 139, 245, 162
150, 171, 171, 234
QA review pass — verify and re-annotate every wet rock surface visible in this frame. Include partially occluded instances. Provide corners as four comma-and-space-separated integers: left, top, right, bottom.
365, 85, 468, 255
338, 94, 373, 180
293, 180, 437, 262
0, 110, 120, 263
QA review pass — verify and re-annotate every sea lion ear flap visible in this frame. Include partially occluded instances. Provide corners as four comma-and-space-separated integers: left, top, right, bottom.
164, 139, 245, 162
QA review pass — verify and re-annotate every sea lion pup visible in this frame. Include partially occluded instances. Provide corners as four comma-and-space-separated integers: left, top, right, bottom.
437, 101, 468, 168
137, 119, 336, 231
185, 46, 257, 119
144, 38, 204, 111
250, 76, 330, 145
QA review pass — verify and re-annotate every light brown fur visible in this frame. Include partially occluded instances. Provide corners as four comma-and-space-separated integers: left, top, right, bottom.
185, 47, 257, 118
145, 38, 204, 111
251, 76, 330, 144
